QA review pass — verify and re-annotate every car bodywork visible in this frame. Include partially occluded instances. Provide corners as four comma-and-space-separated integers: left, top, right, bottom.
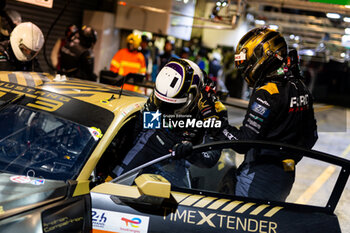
0, 72, 349, 233
0, 71, 147, 232
0, 71, 236, 233
91, 141, 350, 233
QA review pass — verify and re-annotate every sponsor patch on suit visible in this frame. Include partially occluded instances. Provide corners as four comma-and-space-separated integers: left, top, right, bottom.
251, 102, 270, 118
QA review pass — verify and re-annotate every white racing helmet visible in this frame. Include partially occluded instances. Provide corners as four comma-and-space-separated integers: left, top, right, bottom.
10, 22, 44, 62
152, 58, 205, 114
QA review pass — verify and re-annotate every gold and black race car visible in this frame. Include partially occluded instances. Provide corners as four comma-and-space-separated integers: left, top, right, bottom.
91, 140, 350, 233
0, 71, 147, 232
0, 72, 348, 233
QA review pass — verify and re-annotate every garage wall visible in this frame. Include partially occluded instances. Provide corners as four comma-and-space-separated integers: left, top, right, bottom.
201, 2, 250, 49
83, 10, 120, 78
5, 0, 101, 73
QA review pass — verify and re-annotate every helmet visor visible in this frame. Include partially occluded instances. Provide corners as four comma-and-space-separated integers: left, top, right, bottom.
19, 43, 39, 61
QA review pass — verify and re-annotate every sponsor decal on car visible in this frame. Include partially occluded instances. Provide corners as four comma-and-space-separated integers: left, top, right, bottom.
10, 175, 45, 185
162, 207, 279, 232
89, 127, 103, 141
31, 179, 45, 185
92, 208, 150, 233
10, 175, 31, 183
0, 81, 71, 112
121, 217, 142, 228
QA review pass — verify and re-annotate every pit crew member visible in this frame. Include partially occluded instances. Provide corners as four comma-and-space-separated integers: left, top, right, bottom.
0, 22, 43, 71
197, 27, 318, 201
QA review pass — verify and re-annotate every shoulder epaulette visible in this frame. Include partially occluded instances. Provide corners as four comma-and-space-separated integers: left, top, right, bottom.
257, 82, 279, 95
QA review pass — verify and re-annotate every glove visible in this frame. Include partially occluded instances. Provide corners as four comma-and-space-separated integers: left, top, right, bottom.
171, 141, 193, 159
198, 88, 227, 121
182, 129, 199, 142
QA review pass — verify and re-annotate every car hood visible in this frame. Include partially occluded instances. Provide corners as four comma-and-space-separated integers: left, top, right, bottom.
0, 173, 67, 219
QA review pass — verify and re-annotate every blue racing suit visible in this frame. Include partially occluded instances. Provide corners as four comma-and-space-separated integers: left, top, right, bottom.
113, 100, 221, 188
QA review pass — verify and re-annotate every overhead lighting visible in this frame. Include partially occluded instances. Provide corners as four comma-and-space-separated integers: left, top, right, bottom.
305, 50, 315, 56
344, 17, 350, 23
289, 34, 295, 40
246, 13, 254, 21
345, 28, 350, 34
222, 2, 227, 7
326, 13, 341, 19
255, 20, 265, 25
340, 53, 346, 58
269, 25, 279, 30
295, 36, 300, 41
342, 35, 350, 43
216, 1, 221, 6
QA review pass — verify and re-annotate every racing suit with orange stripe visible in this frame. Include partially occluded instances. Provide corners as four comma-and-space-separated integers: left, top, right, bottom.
219, 77, 318, 201
110, 48, 146, 76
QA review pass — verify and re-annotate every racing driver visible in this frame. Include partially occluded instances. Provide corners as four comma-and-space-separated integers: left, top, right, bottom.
113, 58, 222, 188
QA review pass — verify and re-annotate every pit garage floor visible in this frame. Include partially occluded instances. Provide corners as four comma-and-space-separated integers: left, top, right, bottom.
225, 100, 350, 232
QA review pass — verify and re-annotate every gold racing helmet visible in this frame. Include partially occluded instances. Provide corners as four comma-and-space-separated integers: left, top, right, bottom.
234, 27, 287, 87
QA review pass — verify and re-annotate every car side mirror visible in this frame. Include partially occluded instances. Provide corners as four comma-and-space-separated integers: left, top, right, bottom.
135, 173, 171, 199
91, 174, 171, 200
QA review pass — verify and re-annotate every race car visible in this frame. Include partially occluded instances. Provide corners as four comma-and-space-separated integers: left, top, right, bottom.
0, 71, 348, 233
0, 71, 236, 232
0, 71, 147, 232
91, 141, 350, 233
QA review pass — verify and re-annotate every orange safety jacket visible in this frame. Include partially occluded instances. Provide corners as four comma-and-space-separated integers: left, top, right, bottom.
110, 48, 146, 76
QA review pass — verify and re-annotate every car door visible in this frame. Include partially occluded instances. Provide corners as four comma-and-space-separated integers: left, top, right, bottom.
90, 141, 349, 233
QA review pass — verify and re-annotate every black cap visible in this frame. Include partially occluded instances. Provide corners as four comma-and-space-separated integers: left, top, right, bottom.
182, 47, 190, 54
0, 0, 6, 11
79, 25, 97, 48
141, 35, 149, 42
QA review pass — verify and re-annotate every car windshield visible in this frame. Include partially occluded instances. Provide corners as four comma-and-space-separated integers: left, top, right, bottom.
0, 104, 98, 180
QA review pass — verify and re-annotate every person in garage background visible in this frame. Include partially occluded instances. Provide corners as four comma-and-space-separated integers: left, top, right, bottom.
158, 40, 179, 71
59, 25, 97, 81
0, 22, 44, 71
51, 24, 78, 72
110, 32, 146, 76
179, 27, 318, 202
113, 58, 223, 188
0, 9, 21, 42
140, 35, 152, 79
